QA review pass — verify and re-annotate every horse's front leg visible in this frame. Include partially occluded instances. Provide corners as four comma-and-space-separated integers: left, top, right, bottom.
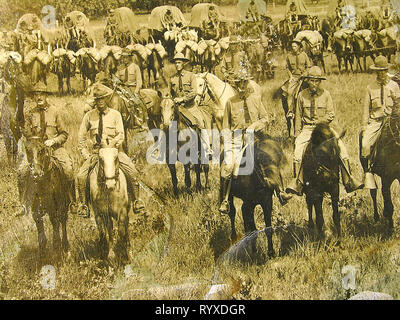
114, 205, 130, 266
241, 201, 257, 234
168, 164, 179, 196
382, 177, 394, 230
370, 188, 379, 222
305, 193, 314, 231
260, 193, 275, 257
94, 209, 109, 259
32, 197, 48, 259
184, 164, 191, 189
331, 185, 341, 241
281, 96, 291, 137
228, 195, 237, 243
60, 207, 69, 253
194, 163, 202, 191
48, 210, 62, 253
314, 194, 325, 240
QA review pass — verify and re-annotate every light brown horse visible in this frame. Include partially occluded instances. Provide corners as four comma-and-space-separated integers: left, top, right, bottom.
89, 146, 132, 265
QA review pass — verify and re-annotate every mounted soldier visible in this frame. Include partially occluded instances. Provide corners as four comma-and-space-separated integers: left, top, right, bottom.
282, 39, 311, 136
168, 53, 213, 158
219, 36, 247, 81
360, 55, 400, 189
286, 1, 301, 36
21, 82, 75, 211
76, 82, 145, 217
219, 66, 292, 214
246, 0, 261, 23
286, 66, 363, 196
113, 49, 147, 130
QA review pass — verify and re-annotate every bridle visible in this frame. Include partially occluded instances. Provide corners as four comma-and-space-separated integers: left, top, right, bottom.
196, 73, 228, 106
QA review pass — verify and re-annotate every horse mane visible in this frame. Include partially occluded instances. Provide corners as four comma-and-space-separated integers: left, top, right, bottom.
310, 123, 335, 148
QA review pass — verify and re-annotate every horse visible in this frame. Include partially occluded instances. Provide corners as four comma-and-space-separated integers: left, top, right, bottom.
103, 52, 118, 80
320, 18, 335, 52
302, 123, 342, 240
88, 145, 132, 265
24, 136, 71, 259
223, 136, 287, 257
76, 52, 98, 91
332, 34, 355, 73
51, 53, 73, 95
194, 73, 262, 130
159, 96, 210, 196
362, 105, 400, 230
351, 30, 376, 72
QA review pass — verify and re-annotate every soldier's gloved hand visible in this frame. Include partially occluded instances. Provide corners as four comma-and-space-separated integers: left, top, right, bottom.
44, 139, 55, 147
174, 97, 184, 104
287, 111, 294, 119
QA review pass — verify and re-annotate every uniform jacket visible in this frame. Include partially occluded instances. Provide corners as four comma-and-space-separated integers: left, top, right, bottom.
116, 62, 143, 93
78, 107, 124, 159
223, 86, 268, 133
286, 51, 310, 77
169, 69, 197, 108
363, 79, 400, 127
295, 87, 334, 133
24, 104, 68, 148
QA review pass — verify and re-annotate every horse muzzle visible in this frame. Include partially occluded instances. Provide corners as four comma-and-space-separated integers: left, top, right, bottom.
105, 177, 116, 190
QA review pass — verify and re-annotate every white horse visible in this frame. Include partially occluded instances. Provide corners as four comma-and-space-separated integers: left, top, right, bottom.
194, 72, 262, 130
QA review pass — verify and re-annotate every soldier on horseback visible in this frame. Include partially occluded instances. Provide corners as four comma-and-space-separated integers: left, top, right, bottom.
220, 36, 247, 81
283, 39, 311, 126
168, 53, 213, 158
360, 55, 400, 189
76, 82, 145, 217
286, 66, 364, 195
21, 82, 75, 207
219, 67, 292, 214
114, 50, 147, 130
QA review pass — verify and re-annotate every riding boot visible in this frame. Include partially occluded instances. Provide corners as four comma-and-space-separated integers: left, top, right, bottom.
219, 178, 232, 215
77, 178, 90, 218
360, 157, 377, 189
340, 158, 364, 193
286, 161, 304, 196
132, 178, 146, 214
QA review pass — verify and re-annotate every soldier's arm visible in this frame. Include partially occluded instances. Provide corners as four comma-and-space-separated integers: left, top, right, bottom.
182, 74, 197, 104
322, 91, 335, 124
133, 64, 142, 94
53, 112, 68, 146
362, 90, 370, 130
248, 96, 269, 132
78, 112, 91, 160
110, 111, 124, 148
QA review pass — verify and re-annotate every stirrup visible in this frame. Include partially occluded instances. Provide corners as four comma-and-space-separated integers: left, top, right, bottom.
133, 199, 146, 214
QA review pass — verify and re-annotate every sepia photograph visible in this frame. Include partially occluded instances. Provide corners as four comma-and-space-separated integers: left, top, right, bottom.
0, 0, 399, 303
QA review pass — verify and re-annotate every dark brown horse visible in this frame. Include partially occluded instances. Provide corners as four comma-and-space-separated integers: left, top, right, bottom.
302, 123, 341, 239
363, 105, 400, 230
51, 54, 73, 95
223, 137, 287, 257
24, 136, 71, 259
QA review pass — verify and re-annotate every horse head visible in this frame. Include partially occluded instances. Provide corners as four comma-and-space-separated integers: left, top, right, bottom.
98, 146, 119, 190
25, 136, 53, 180
160, 95, 176, 130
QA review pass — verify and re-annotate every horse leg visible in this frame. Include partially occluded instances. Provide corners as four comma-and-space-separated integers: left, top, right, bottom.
203, 164, 210, 189
281, 96, 291, 137
32, 198, 47, 259
260, 193, 275, 257
194, 163, 202, 191
228, 195, 237, 243
184, 164, 191, 189
58, 73, 63, 96
49, 211, 62, 252
382, 177, 394, 230
314, 195, 325, 240
370, 188, 379, 222
60, 208, 69, 252
305, 193, 314, 231
331, 185, 341, 240
241, 201, 257, 234
115, 207, 130, 266
168, 164, 179, 196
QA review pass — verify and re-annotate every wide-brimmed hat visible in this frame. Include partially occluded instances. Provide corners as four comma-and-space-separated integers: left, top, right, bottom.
172, 52, 189, 63
370, 55, 390, 71
92, 82, 113, 100
30, 82, 50, 94
291, 39, 303, 47
303, 66, 326, 80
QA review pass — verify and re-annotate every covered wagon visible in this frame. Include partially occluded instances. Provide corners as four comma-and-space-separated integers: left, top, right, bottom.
104, 7, 139, 47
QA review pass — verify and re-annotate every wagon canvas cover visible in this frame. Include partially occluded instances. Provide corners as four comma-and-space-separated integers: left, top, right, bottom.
148, 5, 187, 31
189, 3, 227, 28
107, 7, 138, 34
237, 0, 267, 21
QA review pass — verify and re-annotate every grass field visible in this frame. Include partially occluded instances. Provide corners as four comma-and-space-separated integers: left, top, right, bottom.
1, 2, 400, 300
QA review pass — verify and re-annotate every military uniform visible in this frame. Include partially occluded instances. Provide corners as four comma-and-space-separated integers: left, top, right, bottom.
282, 49, 311, 115
116, 60, 147, 128
76, 82, 145, 215
287, 66, 362, 195
24, 103, 73, 179
220, 49, 247, 80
